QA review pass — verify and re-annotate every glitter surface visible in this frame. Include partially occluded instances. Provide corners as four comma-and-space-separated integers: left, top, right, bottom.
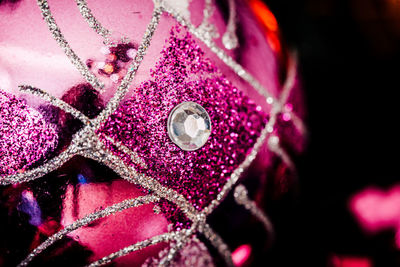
0, 1, 306, 265
143, 237, 214, 267
97, 27, 268, 224
0, 90, 58, 175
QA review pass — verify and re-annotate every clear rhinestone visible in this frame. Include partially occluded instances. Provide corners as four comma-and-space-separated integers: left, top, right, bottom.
167, 102, 212, 151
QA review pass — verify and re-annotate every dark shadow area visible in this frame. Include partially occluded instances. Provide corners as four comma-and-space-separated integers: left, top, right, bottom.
263, 0, 400, 266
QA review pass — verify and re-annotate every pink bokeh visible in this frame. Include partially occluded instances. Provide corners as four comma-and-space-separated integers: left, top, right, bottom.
350, 184, 400, 248
232, 244, 252, 267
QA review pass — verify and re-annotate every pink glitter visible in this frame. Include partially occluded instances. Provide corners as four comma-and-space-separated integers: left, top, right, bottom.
97, 27, 267, 227
0, 90, 58, 175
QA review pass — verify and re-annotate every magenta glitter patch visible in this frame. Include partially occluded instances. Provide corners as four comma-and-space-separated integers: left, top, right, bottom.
0, 90, 58, 175
97, 27, 267, 224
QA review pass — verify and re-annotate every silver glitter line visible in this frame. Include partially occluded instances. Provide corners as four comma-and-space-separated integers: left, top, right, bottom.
92, 7, 163, 128
79, 134, 200, 222
279, 52, 306, 136
203, 114, 273, 215
161, 3, 275, 105
280, 52, 297, 105
18, 194, 160, 267
161, 3, 302, 218
86, 230, 191, 267
19, 85, 91, 125
234, 184, 274, 242
163, 3, 307, 186
195, 0, 219, 41
0, 146, 74, 186
199, 224, 234, 267
261, 52, 303, 170
100, 134, 148, 169
74, 0, 112, 45
201, 0, 213, 27
156, 222, 199, 266
222, 0, 239, 50
1, 3, 307, 267
36, 0, 105, 91
162, 3, 305, 134
201, 101, 282, 215
156, 241, 185, 267
268, 135, 294, 169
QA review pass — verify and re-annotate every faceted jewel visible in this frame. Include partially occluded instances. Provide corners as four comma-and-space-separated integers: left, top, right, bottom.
167, 102, 212, 151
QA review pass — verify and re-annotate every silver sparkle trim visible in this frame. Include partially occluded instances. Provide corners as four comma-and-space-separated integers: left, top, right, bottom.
19, 84, 147, 169
86, 230, 192, 267
100, 134, 148, 169
279, 52, 306, 136
161, 2, 275, 106
156, 228, 194, 267
267, 134, 294, 169
196, 0, 219, 41
1, 6, 162, 186
19, 85, 91, 125
161, 2, 305, 135
91, 7, 163, 129
203, 115, 273, 215
222, 0, 239, 50
143, 236, 214, 267
18, 195, 160, 267
0, 146, 74, 185
1, 2, 308, 266
199, 224, 234, 267
36, 0, 104, 91
74, 0, 112, 45
234, 184, 274, 242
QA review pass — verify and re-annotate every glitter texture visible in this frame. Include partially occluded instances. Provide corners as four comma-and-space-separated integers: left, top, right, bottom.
97, 27, 268, 222
0, 1, 307, 265
143, 237, 214, 267
0, 90, 58, 175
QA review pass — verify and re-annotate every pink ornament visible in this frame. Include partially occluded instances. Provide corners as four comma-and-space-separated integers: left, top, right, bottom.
0, 0, 306, 266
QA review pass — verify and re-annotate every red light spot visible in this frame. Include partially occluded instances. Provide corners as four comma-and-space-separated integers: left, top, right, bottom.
248, 0, 278, 32
247, 0, 281, 53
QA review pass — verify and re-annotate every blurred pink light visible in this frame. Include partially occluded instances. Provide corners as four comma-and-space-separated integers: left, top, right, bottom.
331, 255, 372, 267
282, 112, 291, 121
232, 244, 252, 267
349, 184, 400, 249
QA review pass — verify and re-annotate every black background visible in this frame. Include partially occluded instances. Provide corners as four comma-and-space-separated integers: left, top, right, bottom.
264, 0, 400, 266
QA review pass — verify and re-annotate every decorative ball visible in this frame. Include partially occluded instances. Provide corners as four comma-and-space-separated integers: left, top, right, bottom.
0, 0, 306, 266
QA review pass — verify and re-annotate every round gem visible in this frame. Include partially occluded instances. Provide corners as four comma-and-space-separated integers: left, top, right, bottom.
167, 102, 212, 151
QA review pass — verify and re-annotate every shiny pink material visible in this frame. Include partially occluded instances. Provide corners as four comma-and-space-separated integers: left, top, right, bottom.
97, 27, 267, 227
0, 0, 305, 265
61, 180, 169, 265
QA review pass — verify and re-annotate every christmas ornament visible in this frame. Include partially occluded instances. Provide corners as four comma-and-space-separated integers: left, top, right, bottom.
0, 0, 306, 266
